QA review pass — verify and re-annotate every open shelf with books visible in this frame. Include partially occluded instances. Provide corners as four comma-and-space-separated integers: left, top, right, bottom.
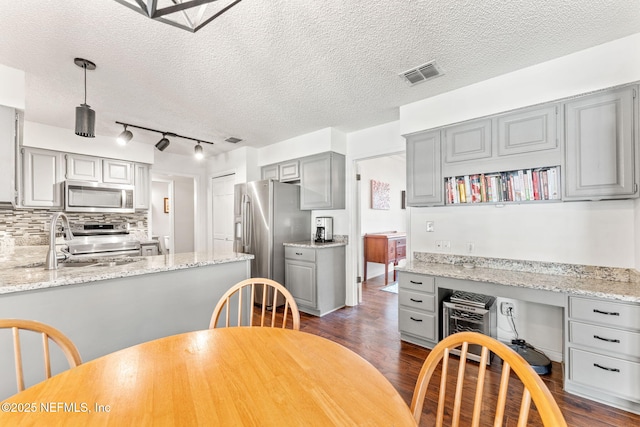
445, 166, 561, 205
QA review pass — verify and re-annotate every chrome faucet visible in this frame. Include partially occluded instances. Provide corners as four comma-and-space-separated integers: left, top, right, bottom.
45, 212, 74, 270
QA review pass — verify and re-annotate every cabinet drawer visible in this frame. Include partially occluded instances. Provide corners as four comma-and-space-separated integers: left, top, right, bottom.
398, 273, 435, 293
399, 290, 436, 312
570, 297, 640, 330
284, 246, 316, 262
570, 321, 640, 357
399, 308, 436, 341
569, 348, 640, 401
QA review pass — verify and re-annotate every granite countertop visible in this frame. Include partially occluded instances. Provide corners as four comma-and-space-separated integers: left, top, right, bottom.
0, 246, 254, 295
398, 260, 640, 303
284, 241, 348, 248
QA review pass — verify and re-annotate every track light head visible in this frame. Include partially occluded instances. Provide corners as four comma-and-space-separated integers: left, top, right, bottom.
156, 134, 170, 151
194, 142, 204, 160
117, 125, 133, 145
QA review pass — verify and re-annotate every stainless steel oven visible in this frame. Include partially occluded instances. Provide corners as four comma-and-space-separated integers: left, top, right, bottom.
66, 222, 141, 258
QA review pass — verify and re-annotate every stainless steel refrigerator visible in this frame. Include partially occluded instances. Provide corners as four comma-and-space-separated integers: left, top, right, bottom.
234, 180, 311, 305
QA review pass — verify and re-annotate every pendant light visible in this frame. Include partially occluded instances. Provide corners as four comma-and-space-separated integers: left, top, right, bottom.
74, 58, 96, 138
194, 142, 204, 160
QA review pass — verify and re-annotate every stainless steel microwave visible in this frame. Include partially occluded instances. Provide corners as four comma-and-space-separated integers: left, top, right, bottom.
64, 180, 135, 213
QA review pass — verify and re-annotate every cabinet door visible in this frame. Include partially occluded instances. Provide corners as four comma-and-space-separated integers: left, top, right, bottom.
443, 118, 492, 163
300, 153, 333, 209
103, 159, 133, 184
261, 164, 279, 181
564, 86, 638, 200
285, 259, 317, 308
279, 161, 300, 182
66, 154, 101, 181
497, 104, 558, 156
134, 163, 150, 209
0, 105, 16, 204
406, 130, 443, 206
21, 147, 64, 207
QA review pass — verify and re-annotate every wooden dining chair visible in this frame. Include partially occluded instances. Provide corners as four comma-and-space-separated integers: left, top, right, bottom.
410, 331, 567, 427
0, 319, 82, 393
209, 278, 300, 330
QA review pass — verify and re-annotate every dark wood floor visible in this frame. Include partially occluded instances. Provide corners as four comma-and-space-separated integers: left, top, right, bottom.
291, 273, 640, 427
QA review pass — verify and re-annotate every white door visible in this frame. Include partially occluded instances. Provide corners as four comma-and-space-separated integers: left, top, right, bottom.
212, 174, 235, 252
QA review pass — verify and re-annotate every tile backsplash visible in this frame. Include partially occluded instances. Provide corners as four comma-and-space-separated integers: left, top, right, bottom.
0, 208, 148, 246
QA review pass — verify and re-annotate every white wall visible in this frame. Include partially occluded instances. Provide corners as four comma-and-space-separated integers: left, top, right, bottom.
257, 127, 346, 166
0, 64, 25, 109
23, 121, 154, 164
173, 176, 195, 254
151, 181, 171, 240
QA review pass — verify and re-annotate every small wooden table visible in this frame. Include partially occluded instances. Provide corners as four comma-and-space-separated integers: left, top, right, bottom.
0, 328, 416, 426
364, 231, 407, 284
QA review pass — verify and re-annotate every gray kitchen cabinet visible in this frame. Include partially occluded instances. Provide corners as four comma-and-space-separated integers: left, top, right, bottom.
65, 153, 101, 181
398, 272, 438, 348
299, 152, 345, 210
0, 105, 17, 205
443, 118, 492, 164
406, 130, 443, 206
21, 147, 64, 208
284, 245, 345, 316
496, 104, 558, 156
261, 164, 279, 181
278, 160, 300, 182
102, 159, 133, 184
566, 296, 640, 413
564, 86, 638, 200
134, 163, 150, 210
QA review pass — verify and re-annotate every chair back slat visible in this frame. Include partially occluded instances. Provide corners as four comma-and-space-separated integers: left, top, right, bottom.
410, 331, 567, 427
210, 278, 300, 330
1, 319, 82, 394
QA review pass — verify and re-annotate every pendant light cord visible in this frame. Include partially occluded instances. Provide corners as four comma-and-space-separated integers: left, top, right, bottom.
83, 64, 87, 105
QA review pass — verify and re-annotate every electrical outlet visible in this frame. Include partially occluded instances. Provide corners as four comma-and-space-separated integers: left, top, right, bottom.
137, 221, 144, 228
442, 240, 451, 251
466, 242, 474, 253
500, 302, 514, 316
435, 240, 443, 250
426, 221, 434, 232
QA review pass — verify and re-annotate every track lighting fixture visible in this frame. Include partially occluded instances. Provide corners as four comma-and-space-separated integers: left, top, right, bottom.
115, 121, 239, 156
74, 58, 96, 138
156, 134, 170, 152
117, 124, 133, 145
194, 142, 204, 160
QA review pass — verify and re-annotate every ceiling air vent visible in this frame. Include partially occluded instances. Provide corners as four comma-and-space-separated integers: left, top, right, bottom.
225, 137, 242, 143
400, 60, 443, 86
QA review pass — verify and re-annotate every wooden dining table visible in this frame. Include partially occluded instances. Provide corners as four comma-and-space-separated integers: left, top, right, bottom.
0, 327, 417, 426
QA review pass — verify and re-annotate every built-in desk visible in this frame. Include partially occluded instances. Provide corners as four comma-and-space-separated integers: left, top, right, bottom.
363, 232, 406, 284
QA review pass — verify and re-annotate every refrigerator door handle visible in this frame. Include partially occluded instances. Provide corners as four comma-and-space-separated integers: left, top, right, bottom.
242, 194, 251, 250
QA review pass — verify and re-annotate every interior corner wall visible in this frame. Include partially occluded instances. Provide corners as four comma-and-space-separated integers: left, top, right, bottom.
0, 63, 25, 109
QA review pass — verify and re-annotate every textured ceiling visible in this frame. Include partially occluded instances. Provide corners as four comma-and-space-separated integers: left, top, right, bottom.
0, 1, 639, 157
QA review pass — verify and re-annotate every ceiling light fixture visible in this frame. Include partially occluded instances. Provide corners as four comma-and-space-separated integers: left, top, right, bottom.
116, 124, 133, 145
156, 134, 170, 152
113, 0, 243, 33
74, 58, 96, 138
194, 142, 204, 160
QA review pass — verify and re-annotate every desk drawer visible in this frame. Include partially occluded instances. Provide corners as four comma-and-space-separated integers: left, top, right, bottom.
399, 308, 436, 341
570, 321, 640, 357
285, 246, 316, 262
399, 273, 435, 293
570, 297, 640, 330
399, 290, 436, 312
569, 348, 640, 401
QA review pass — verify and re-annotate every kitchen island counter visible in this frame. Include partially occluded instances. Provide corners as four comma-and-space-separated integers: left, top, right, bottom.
284, 240, 348, 249
0, 245, 253, 295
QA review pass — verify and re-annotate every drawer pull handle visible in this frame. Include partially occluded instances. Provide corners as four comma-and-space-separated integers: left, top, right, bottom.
295, 252, 303, 256
593, 335, 620, 343
410, 298, 423, 303
593, 309, 620, 316
593, 363, 620, 373
409, 280, 423, 285
409, 317, 423, 322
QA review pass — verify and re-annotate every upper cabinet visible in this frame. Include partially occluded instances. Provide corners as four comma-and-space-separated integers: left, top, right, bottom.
66, 154, 102, 181
564, 86, 638, 200
134, 163, 150, 210
0, 105, 17, 205
102, 159, 133, 184
496, 104, 558, 156
299, 152, 345, 210
21, 147, 65, 208
261, 160, 300, 182
443, 118, 492, 163
261, 164, 279, 181
406, 130, 442, 206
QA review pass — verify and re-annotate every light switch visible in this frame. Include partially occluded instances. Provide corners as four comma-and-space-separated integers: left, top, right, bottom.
426, 221, 434, 232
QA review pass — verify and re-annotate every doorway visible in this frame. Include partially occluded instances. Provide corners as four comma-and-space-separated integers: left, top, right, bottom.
151, 174, 196, 254
211, 173, 235, 252
356, 153, 407, 298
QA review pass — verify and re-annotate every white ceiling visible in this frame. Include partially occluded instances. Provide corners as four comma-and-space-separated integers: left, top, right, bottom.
1, 1, 639, 158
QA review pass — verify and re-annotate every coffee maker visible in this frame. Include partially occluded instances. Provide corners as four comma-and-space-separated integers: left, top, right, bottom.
315, 217, 333, 243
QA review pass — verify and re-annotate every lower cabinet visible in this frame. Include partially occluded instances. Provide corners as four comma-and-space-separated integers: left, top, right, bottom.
566, 296, 640, 413
398, 272, 438, 348
284, 245, 345, 317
